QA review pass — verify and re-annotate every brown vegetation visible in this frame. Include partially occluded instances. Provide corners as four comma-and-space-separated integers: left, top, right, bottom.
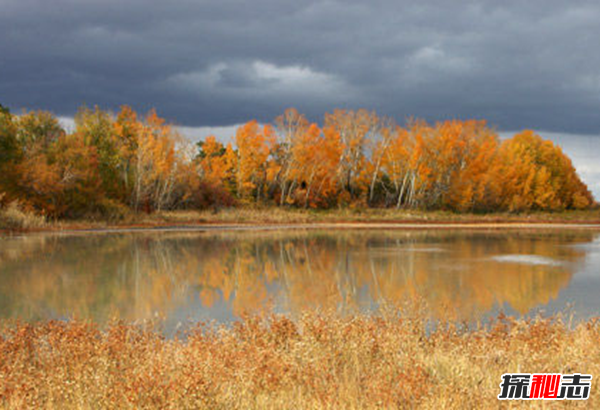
34, 207, 600, 233
0, 309, 598, 409
152, 207, 600, 225
0, 195, 46, 230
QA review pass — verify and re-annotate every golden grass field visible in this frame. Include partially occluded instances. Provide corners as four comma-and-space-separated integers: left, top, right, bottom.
0, 307, 598, 409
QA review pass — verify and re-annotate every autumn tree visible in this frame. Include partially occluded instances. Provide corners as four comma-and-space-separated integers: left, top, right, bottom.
8, 111, 68, 215
273, 108, 309, 205
45, 133, 103, 217
129, 110, 184, 211
74, 107, 121, 199
496, 130, 593, 211
414, 120, 500, 211
234, 120, 276, 202
365, 116, 397, 205
380, 125, 412, 208
194, 135, 236, 207
445, 121, 500, 211
8, 111, 102, 217
0, 109, 17, 166
286, 123, 341, 207
74, 106, 198, 213
112, 105, 142, 202
380, 119, 434, 209
324, 109, 379, 199
1, 103, 595, 217
197, 136, 227, 182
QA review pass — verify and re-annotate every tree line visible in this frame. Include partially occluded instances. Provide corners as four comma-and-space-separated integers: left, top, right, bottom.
0, 104, 594, 218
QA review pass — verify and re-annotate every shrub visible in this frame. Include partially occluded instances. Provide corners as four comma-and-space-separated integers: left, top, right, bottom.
90, 197, 132, 222
0, 200, 46, 230
188, 181, 236, 210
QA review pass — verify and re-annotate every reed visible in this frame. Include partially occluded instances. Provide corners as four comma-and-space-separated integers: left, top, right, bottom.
0, 308, 598, 409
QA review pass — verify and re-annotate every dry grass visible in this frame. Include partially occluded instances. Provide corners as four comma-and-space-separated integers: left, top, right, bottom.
156, 207, 600, 225
2, 202, 599, 233
36, 207, 600, 232
0, 201, 46, 231
0, 308, 598, 409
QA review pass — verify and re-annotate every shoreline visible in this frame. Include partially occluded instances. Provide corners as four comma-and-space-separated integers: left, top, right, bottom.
5, 221, 600, 236
3, 208, 600, 234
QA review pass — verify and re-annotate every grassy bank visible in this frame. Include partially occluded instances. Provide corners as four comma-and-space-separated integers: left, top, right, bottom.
3, 206, 600, 233
0, 310, 598, 409
154, 207, 600, 225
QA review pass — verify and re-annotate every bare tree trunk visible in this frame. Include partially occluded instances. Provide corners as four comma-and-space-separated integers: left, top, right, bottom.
286, 180, 297, 204
280, 180, 288, 206
368, 158, 381, 204
368, 138, 391, 205
396, 172, 409, 209
407, 173, 416, 208
304, 170, 316, 208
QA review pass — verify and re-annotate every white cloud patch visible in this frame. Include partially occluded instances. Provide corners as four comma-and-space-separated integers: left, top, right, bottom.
407, 45, 472, 75
166, 60, 352, 100
167, 63, 228, 90
58, 116, 75, 132
250, 60, 344, 95
177, 124, 240, 144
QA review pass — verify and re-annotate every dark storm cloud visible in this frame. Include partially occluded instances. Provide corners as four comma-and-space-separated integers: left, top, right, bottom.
1, 0, 600, 132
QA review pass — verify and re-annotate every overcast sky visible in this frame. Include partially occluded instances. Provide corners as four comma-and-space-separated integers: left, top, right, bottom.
2, 0, 600, 195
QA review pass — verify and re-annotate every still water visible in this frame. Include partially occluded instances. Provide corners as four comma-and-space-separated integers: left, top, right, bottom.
1, 229, 599, 328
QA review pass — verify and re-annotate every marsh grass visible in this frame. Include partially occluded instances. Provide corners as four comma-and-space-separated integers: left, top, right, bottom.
158, 207, 600, 225
54, 206, 600, 230
0, 307, 598, 409
4, 205, 600, 232
0, 200, 46, 231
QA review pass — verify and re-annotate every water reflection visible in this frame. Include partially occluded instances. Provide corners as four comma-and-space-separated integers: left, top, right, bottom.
0, 229, 598, 324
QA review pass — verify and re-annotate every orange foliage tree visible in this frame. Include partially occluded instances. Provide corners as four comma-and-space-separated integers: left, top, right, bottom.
234, 120, 276, 202
496, 130, 593, 211
1, 105, 595, 218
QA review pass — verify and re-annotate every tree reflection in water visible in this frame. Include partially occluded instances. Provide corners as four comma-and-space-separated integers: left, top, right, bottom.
0, 229, 597, 323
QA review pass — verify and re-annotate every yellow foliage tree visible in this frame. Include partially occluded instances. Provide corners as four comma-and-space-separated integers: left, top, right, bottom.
496, 130, 593, 211
235, 120, 276, 202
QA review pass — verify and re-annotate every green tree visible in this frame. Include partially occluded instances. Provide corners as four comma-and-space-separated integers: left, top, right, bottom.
16, 110, 65, 151
74, 106, 121, 199
0, 108, 21, 199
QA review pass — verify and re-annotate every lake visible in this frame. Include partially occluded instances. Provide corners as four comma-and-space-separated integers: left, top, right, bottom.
1, 228, 599, 329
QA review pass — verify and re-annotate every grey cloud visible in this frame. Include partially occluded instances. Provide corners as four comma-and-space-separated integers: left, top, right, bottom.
1, 0, 600, 133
